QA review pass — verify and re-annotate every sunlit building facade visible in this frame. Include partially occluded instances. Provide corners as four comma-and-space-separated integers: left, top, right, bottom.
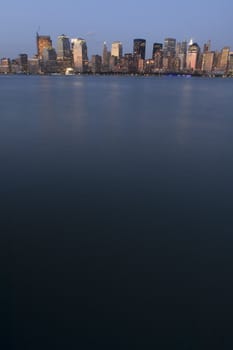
71, 38, 88, 73
201, 51, 214, 72
186, 42, 200, 71
36, 33, 52, 59
217, 47, 230, 71
111, 41, 123, 59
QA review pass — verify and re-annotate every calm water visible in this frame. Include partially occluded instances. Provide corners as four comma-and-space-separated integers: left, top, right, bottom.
2, 75, 233, 349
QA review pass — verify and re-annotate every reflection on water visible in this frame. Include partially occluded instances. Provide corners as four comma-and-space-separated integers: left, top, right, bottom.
2, 76, 233, 349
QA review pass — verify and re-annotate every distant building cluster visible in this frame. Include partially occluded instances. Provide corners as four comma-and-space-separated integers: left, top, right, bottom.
1, 33, 233, 76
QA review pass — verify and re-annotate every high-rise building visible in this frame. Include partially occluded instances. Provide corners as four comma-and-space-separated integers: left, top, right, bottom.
36, 33, 52, 59
218, 47, 230, 71
57, 34, 71, 60
18, 54, 28, 73
163, 38, 176, 57
111, 41, 123, 59
201, 51, 214, 72
133, 39, 146, 59
71, 38, 88, 73
0, 58, 11, 74
91, 55, 102, 73
42, 47, 57, 62
28, 58, 40, 74
176, 41, 187, 71
102, 41, 110, 72
228, 52, 233, 73
123, 53, 135, 73
42, 47, 57, 73
152, 43, 163, 59
176, 41, 187, 55
186, 42, 200, 71
152, 43, 163, 69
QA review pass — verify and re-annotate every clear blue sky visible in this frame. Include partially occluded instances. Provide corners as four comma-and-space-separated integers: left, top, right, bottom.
0, 0, 232, 59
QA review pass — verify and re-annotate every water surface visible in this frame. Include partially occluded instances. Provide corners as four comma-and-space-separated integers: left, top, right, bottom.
2, 75, 233, 349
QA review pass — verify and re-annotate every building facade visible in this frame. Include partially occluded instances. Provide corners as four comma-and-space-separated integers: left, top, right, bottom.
36, 33, 52, 59
133, 39, 146, 59
228, 52, 233, 73
18, 54, 28, 73
201, 51, 214, 72
163, 38, 176, 57
91, 55, 102, 73
102, 41, 110, 72
186, 42, 200, 71
57, 34, 71, 60
111, 41, 123, 59
217, 47, 230, 72
71, 38, 88, 73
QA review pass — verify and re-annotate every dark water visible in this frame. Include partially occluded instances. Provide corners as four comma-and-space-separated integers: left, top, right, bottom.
2, 75, 233, 349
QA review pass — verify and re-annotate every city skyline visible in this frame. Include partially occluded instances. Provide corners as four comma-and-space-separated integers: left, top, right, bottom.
0, 0, 233, 58
1, 32, 233, 76
0, 32, 232, 62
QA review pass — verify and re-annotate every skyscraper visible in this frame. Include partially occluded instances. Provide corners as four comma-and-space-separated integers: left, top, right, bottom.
57, 34, 71, 60
186, 42, 200, 71
36, 33, 52, 59
176, 41, 187, 55
218, 47, 230, 71
18, 54, 28, 73
152, 43, 163, 69
163, 38, 176, 57
102, 41, 110, 72
42, 47, 57, 62
152, 43, 163, 59
133, 39, 146, 59
42, 47, 57, 73
176, 41, 187, 70
111, 41, 123, 59
71, 38, 88, 73
201, 51, 214, 72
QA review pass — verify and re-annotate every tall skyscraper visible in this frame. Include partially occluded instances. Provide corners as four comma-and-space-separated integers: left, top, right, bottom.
152, 43, 163, 59
111, 41, 123, 59
57, 34, 71, 60
176, 41, 187, 70
176, 41, 187, 55
218, 47, 230, 71
201, 51, 214, 72
186, 42, 200, 70
163, 38, 176, 57
133, 39, 146, 59
71, 38, 88, 73
36, 33, 52, 59
152, 43, 163, 69
102, 41, 110, 71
